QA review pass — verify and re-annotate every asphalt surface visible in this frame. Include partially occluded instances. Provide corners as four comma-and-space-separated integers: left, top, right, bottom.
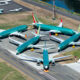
22, 0, 80, 21
0, 30, 80, 80
0, 47, 48, 80
0, 1, 31, 13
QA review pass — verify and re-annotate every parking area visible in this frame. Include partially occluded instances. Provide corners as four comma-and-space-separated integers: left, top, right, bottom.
0, 1, 31, 13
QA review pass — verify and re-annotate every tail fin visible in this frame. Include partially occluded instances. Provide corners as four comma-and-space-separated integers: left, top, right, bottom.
37, 25, 40, 35
32, 12, 37, 23
78, 25, 80, 32
58, 18, 63, 27
32, 25, 40, 36
34, 13, 39, 22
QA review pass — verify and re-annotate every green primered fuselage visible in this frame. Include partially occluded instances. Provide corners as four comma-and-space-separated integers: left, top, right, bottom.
0, 25, 28, 38
43, 49, 49, 69
35, 24, 76, 35
59, 33, 80, 51
16, 36, 40, 55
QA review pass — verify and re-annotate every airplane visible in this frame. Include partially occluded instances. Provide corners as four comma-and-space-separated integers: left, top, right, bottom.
21, 41, 71, 72
50, 25, 80, 51
9, 26, 53, 55
0, 25, 28, 39
0, 9, 4, 14
32, 13, 76, 36
0, 0, 9, 5
9, 8, 22, 12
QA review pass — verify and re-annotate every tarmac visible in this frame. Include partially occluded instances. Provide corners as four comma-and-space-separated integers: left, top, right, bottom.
0, 29, 80, 80
0, 1, 31, 13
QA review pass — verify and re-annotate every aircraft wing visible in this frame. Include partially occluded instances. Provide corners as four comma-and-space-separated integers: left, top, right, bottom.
53, 55, 72, 61
9, 37, 23, 46
70, 42, 80, 46
0, 29, 5, 33
21, 55, 43, 62
10, 32, 27, 39
49, 30, 61, 33
29, 44, 55, 48
50, 35, 64, 43
40, 30, 61, 34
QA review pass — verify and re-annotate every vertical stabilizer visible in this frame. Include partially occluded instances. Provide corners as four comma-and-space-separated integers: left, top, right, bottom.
33, 13, 43, 24
34, 13, 39, 23
37, 25, 40, 35
32, 25, 41, 36
32, 12, 37, 23
58, 18, 63, 27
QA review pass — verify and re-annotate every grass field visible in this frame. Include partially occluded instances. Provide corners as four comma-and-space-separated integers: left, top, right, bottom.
0, 13, 55, 30
63, 48, 80, 59
0, 61, 31, 80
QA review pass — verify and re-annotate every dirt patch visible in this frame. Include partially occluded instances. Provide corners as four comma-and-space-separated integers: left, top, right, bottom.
0, 12, 32, 24
0, 0, 79, 30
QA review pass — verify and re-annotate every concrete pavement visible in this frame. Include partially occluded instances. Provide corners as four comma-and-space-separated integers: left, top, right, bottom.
0, 30, 80, 80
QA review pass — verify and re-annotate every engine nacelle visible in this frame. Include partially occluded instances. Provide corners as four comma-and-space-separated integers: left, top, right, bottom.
51, 62, 55, 66
37, 60, 40, 66
50, 60, 55, 66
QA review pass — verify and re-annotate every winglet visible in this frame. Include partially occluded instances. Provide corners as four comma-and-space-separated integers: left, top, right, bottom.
78, 24, 80, 32
37, 25, 40, 35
